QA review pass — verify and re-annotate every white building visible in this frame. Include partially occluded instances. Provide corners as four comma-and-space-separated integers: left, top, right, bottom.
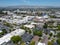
0, 15, 35, 25
37, 42, 46, 45
0, 29, 25, 45
36, 14, 49, 19
3, 11, 13, 15
24, 24, 35, 29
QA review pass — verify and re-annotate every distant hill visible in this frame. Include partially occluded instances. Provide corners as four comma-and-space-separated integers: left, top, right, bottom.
0, 5, 60, 11
6, 5, 60, 8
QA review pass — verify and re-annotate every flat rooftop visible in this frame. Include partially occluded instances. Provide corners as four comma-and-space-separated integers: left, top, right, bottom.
24, 24, 35, 29
0, 29, 25, 45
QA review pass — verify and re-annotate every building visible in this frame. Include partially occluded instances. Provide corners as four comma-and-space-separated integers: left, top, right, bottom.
32, 36, 40, 45
32, 36, 40, 42
33, 14, 49, 23
0, 15, 35, 25
0, 29, 25, 45
41, 35, 48, 45
24, 24, 35, 29
21, 33, 33, 44
37, 42, 46, 45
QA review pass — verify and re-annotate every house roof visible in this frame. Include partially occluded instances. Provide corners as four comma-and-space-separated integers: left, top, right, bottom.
22, 33, 33, 42
32, 36, 39, 42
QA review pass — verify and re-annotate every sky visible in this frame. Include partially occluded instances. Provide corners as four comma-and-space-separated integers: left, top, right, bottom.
0, 0, 60, 7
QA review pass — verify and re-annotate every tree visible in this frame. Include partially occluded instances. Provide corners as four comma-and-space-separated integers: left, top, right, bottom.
0, 20, 2, 22
57, 32, 60, 38
58, 25, 60, 30
48, 41, 53, 45
0, 32, 4, 36
29, 41, 35, 45
57, 38, 60, 45
20, 25, 27, 31
33, 30, 42, 36
28, 29, 32, 34
20, 25, 32, 33
21, 42, 25, 45
0, 29, 7, 37
49, 33, 53, 37
4, 22, 13, 28
43, 23, 48, 29
20, 25, 25, 29
2, 29, 7, 33
51, 39, 55, 43
50, 15, 56, 18
11, 36, 22, 44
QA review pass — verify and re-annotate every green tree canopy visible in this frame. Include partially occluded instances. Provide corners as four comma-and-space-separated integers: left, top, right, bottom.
29, 41, 35, 45
43, 23, 48, 29
57, 32, 60, 38
48, 41, 53, 45
57, 38, 60, 45
49, 33, 53, 37
33, 30, 42, 37
58, 25, 60, 30
11, 36, 22, 44
2, 29, 7, 33
21, 42, 25, 45
4, 22, 13, 28
0, 32, 4, 36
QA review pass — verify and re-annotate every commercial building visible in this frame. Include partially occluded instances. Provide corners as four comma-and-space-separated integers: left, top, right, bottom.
0, 29, 25, 45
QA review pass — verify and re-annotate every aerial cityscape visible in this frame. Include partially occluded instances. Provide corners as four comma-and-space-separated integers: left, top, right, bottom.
0, 0, 60, 45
